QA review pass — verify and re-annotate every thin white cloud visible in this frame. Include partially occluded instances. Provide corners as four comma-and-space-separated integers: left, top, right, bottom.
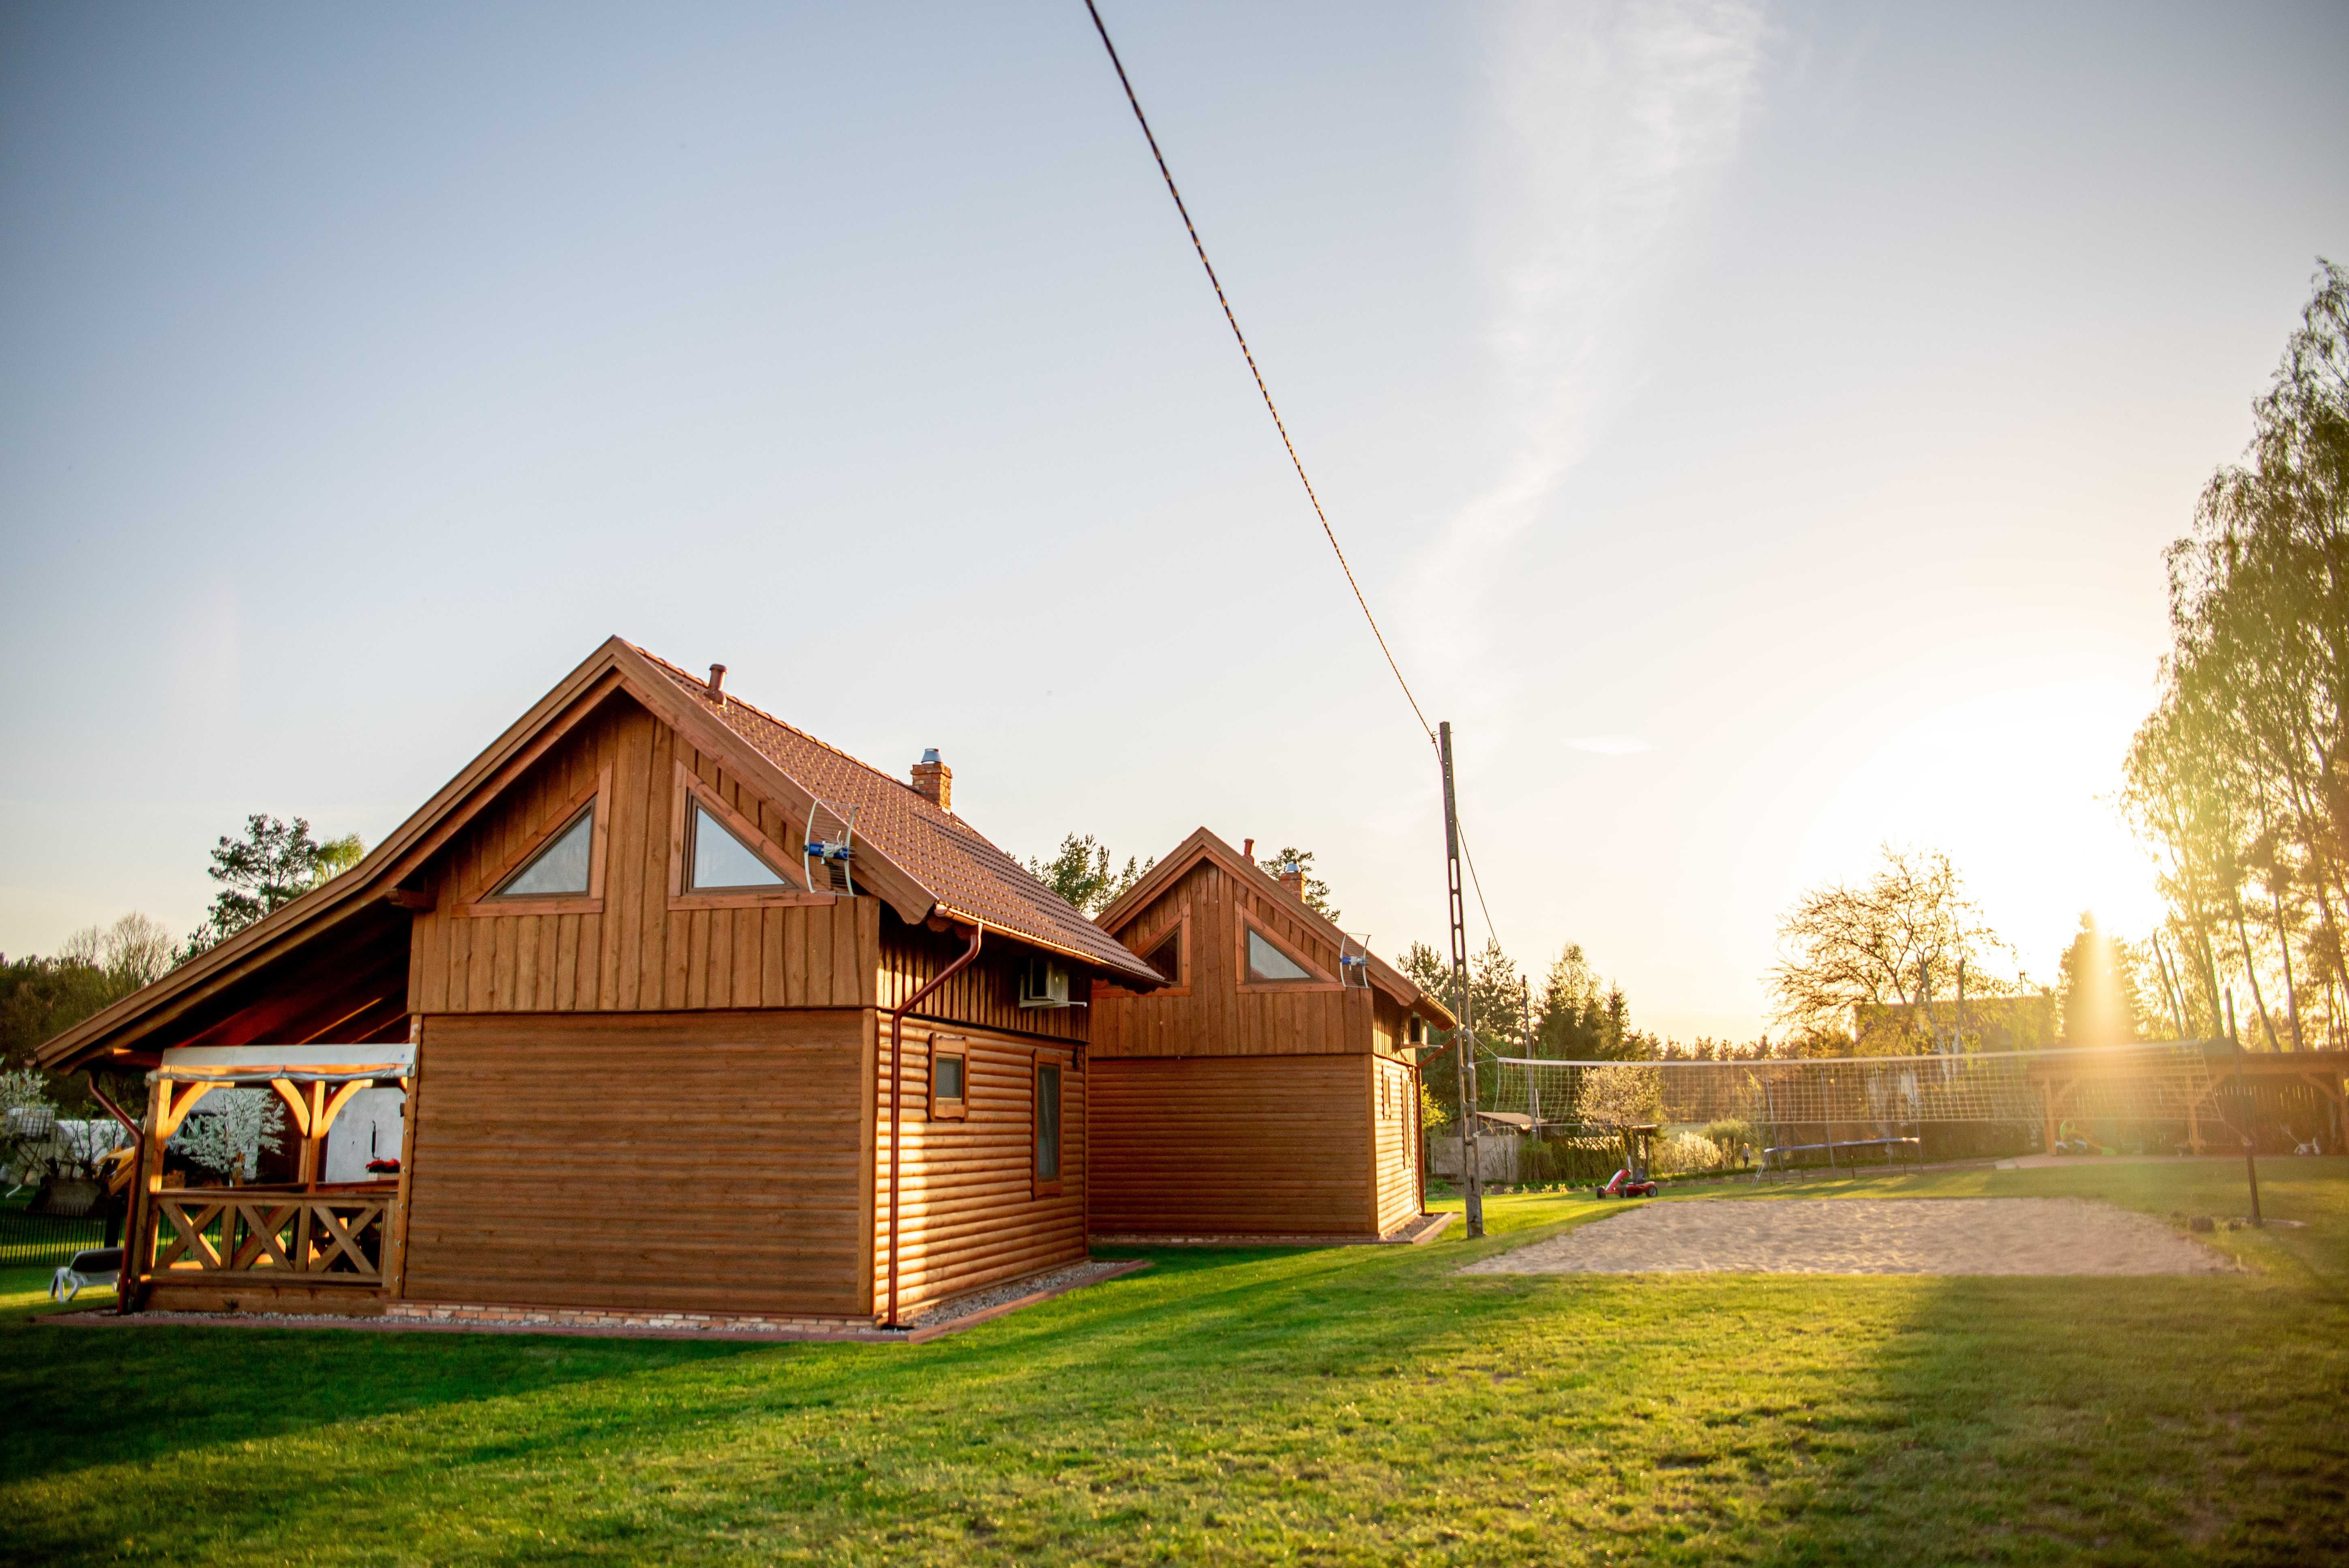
1411, 0, 1767, 690
1567, 735, 1653, 756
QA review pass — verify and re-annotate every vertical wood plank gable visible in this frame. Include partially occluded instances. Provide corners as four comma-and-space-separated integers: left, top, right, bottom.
409, 699, 914, 1017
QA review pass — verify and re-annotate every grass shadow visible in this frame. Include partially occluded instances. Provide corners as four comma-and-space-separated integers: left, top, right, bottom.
0, 1311, 780, 1488
6, 1166, 2345, 1564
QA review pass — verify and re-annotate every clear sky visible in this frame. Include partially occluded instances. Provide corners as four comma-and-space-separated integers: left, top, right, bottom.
3, 2, 2344, 1040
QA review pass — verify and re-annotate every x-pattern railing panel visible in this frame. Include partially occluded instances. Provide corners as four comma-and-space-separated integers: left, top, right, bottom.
147, 1193, 388, 1281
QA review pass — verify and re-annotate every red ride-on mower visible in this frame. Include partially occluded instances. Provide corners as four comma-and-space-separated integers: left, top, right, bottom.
1597, 1124, 1661, 1198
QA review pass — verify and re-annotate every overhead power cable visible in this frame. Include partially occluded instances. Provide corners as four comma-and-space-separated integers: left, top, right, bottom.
1082, 0, 1433, 743
1454, 815, 1504, 953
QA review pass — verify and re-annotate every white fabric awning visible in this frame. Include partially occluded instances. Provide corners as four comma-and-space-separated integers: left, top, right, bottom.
154, 1042, 413, 1084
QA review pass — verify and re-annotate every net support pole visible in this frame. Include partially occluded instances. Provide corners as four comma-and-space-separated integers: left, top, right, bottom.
2234, 1020, 2263, 1227
1440, 721, 1483, 1238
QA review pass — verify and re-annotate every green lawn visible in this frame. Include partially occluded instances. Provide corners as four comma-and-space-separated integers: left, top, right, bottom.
2, 1161, 2343, 1565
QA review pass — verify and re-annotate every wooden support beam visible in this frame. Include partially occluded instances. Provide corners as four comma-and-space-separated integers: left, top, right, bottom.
156, 1080, 221, 1142
387, 1044, 421, 1300
316, 1079, 371, 1140
269, 1079, 313, 1137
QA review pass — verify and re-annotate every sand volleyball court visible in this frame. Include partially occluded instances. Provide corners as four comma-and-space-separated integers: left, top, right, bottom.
1462, 1197, 2237, 1277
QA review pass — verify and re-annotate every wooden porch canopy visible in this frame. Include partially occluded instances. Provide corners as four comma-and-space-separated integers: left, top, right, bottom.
152, 1043, 414, 1180
106, 1043, 418, 1308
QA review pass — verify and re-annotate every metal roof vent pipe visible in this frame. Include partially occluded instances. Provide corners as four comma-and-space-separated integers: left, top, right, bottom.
707, 664, 727, 705
911, 748, 952, 811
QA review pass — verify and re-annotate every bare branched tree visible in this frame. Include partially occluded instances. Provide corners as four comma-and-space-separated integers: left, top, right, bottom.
1769, 845, 2014, 1049
57, 913, 174, 991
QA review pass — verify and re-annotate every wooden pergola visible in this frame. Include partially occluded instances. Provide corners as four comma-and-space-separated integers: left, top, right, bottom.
126, 1043, 414, 1304
2025, 1045, 2348, 1156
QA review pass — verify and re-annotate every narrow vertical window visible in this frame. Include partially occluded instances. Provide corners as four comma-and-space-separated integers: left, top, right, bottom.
930, 1047, 967, 1121
1035, 1062, 1062, 1185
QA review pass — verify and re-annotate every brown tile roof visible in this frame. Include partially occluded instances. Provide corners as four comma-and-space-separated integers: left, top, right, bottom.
636, 647, 1159, 983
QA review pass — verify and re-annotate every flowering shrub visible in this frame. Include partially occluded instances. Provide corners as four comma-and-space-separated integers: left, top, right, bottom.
1703, 1118, 1756, 1163
168, 1089, 286, 1182
1650, 1130, 1727, 1175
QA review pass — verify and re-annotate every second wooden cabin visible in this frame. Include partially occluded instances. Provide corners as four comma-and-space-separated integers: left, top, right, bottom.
1087, 830, 1454, 1240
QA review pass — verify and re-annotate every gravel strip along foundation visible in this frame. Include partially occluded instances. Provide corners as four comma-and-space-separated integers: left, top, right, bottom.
907, 1260, 1140, 1328
42, 1260, 1151, 1343
1462, 1197, 2240, 1277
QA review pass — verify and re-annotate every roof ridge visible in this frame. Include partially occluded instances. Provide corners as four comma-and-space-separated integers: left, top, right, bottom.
633, 645, 942, 815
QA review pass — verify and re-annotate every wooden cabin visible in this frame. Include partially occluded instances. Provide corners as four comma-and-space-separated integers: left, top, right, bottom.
36, 637, 1164, 1328
1086, 829, 1454, 1240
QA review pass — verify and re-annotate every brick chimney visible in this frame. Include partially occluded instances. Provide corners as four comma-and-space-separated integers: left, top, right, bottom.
910, 748, 951, 811
1279, 860, 1304, 900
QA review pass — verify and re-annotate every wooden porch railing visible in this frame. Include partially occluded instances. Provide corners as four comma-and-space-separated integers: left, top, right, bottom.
146, 1189, 394, 1284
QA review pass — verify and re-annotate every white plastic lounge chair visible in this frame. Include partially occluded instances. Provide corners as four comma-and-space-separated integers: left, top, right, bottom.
49, 1247, 122, 1303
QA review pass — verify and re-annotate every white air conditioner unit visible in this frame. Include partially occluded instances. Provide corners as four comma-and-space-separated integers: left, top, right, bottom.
1019, 956, 1077, 1009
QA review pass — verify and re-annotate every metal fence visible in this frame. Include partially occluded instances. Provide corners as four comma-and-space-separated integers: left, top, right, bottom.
0, 1205, 111, 1270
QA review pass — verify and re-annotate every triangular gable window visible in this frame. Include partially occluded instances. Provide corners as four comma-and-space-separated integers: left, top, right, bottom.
1146, 929, 1181, 981
687, 800, 793, 892
491, 805, 595, 898
1247, 929, 1314, 984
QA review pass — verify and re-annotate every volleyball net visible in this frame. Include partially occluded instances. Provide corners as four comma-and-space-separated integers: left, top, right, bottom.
1479, 1042, 2257, 1147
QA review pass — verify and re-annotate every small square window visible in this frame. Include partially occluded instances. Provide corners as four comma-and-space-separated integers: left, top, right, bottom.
928, 1044, 967, 1120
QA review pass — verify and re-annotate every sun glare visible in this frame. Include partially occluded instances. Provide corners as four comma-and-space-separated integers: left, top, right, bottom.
1793, 679, 2167, 978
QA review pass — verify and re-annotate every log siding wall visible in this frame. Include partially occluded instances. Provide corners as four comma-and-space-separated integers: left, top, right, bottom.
877, 1026, 1087, 1311
1088, 1055, 1375, 1235
1372, 1055, 1419, 1235
403, 1009, 874, 1316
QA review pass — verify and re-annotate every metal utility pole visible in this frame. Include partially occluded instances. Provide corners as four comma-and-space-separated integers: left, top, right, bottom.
1439, 722, 1484, 1238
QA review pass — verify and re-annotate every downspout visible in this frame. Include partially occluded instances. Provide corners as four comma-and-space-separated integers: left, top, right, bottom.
83, 1074, 143, 1315
884, 921, 984, 1330
1412, 1051, 1426, 1217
